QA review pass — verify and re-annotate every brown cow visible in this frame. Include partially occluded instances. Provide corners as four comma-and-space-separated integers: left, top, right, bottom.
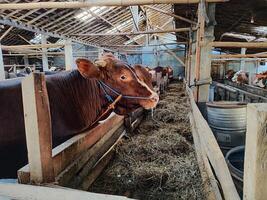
225, 69, 236, 80
253, 71, 267, 88
166, 66, 174, 80
0, 54, 158, 178
232, 70, 249, 84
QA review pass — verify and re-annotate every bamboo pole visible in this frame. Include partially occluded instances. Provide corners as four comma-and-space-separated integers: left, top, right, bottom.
0, 0, 229, 10
212, 42, 267, 48
71, 28, 194, 37
144, 5, 197, 25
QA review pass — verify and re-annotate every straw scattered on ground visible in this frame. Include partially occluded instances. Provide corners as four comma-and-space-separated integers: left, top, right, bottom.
89, 81, 205, 200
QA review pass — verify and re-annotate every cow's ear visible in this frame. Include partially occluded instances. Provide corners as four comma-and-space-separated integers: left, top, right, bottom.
76, 58, 100, 79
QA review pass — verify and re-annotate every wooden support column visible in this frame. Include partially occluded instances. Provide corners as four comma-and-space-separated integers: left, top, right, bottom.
21, 73, 54, 183
0, 43, 5, 80
240, 47, 247, 70
23, 55, 29, 68
98, 48, 104, 58
130, 6, 140, 31
64, 39, 74, 70
243, 103, 267, 200
194, 2, 216, 102
186, 32, 193, 84
189, 31, 197, 87
41, 35, 49, 71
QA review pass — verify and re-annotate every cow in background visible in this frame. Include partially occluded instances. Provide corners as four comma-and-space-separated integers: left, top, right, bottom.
225, 69, 236, 80
253, 71, 267, 88
232, 70, 249, 84
166, 66, 174, 80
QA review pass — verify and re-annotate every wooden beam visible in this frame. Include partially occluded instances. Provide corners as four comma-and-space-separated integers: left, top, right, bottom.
212, 53, 267, 58
0, 26, 13, 41
101, 42, 187, 47
243, 103, 267, 200
21, 73, 54, 183
144, 5, 197, 25
1, 44, 64, 50
0, 0, 230, 10
71, 28, 193, 37
212, 42, 267, 49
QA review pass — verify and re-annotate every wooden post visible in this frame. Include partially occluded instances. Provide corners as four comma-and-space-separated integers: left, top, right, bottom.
41, 35, 49, 72
240, 48, 247, 71
21, 73, 54, 183
194, 2, 216, 102
243, 103, 267, 200
98, 48, 104, 58
64, 39, 74, 70
23, 55, 29, 68
0, 43, 5, 80
189, 31, 197, 88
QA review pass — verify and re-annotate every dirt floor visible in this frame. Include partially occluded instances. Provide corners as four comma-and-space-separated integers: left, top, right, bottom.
89, 81, 205, 200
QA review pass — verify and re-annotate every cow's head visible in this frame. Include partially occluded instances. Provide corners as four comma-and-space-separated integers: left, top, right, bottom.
225, 69, 235, 80
76, 55, 159, 115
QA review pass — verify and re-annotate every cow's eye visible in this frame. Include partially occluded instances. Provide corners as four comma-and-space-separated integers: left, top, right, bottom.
120, 75, 127, 80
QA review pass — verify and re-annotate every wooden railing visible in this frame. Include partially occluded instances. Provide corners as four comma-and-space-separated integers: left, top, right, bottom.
18, 73, 125, 189
187, 86, 240, 200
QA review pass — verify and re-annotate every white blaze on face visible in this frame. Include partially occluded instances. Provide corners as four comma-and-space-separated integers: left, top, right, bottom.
149, 70, 156, 82
136, 77, 159, 104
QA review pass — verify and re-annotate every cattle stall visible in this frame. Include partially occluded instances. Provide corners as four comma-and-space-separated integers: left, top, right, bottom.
0, 0, 267, 200
0, 72, 238, 200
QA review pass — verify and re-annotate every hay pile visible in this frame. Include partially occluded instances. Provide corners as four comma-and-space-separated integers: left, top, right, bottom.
89, 82, 205, 200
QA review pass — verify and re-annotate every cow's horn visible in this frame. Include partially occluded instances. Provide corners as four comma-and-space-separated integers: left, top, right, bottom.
95, 60, 107, 68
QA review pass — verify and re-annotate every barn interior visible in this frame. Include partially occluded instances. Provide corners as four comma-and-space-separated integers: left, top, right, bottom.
0, 1, 267, 200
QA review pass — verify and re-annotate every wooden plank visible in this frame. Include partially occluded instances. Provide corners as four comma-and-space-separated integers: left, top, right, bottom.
186, 86, 240, 200
212, 53, 267, 58
18, 115, 124, 184
0, 183, 131, 200
80, 129, 125, 190
0, 1, 229, 10
243, 104, 267, 200
56, 120, 124, 186
189, 113, 222, 200
212, 42, 267, 49
21, 73, 54, 184
81, 150, 115, 191
68, 126, 125, 188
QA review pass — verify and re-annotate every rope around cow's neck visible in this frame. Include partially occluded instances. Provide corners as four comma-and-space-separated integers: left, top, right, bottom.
98, 80, 153, 100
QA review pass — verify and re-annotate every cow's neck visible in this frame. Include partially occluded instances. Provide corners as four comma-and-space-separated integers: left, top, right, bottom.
46, 70, 112, 140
